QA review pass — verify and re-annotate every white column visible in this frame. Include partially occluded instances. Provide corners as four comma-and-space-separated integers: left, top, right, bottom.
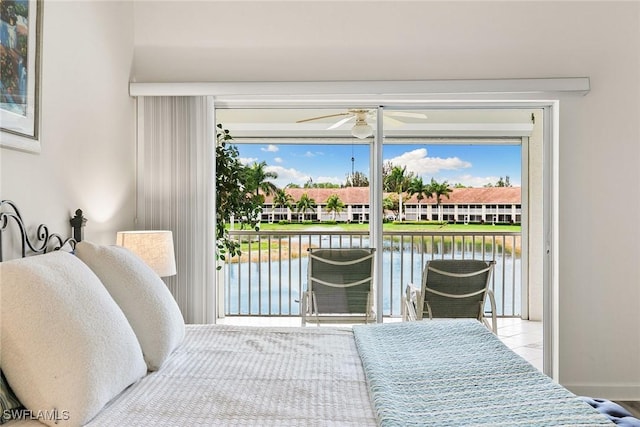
371, 108, 384, 323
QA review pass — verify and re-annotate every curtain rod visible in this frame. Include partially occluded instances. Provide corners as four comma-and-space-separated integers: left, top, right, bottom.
129, 78, 590, 98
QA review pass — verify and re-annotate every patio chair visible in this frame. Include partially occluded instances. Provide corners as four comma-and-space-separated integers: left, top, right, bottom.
302, 248, 376, 326
403, 259, 497, 333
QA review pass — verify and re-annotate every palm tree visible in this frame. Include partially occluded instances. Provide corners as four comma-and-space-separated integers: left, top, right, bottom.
272, 188, 294, 222
324, 194, 345, 221
430, 178, 452, 222
407, 177, 433, 221
384, 166, 411, 221
245, 161, 278, 198
296, 193, 316, 222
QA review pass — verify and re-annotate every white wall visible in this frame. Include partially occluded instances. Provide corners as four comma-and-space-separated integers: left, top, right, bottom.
133, 1, 640, 398
0, 1, 135, 244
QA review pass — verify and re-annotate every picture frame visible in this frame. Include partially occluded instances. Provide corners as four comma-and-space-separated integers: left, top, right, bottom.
0, 0, 42, 153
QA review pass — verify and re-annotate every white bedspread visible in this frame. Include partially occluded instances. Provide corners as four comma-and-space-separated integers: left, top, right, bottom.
6, 322, 616, 426
87, 324, 376, 426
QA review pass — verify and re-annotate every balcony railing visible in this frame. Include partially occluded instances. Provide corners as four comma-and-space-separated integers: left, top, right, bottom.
223, 230, 522, 319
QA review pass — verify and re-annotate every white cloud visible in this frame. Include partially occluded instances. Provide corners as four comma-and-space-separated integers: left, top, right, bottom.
450, 174, 499, 188
239, 157, 258, 165
273, 157, 283, 163
261, 144, 279, 152
266, 165, 310, 187
385, 148, 471, 176
265, 165, 342, 188
302, 150, 323, 158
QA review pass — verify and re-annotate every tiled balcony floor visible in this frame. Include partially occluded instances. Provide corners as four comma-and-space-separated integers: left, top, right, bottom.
495, 317, 543, 372
218, 316, 544, 372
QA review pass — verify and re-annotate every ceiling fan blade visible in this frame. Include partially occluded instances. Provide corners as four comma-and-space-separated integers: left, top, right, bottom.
387, 111, 428, 119
383, 116, 405, 127
296, 112, 350, 123
327, 116, 355, 130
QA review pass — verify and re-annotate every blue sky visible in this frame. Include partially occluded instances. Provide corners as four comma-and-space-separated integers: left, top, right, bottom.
236, 143, 521, 189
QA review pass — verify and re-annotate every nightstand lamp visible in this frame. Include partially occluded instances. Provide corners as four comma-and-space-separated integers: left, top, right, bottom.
116, 230, 177, 277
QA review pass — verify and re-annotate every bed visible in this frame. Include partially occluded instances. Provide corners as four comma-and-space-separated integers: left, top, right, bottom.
0, 200, 634, 426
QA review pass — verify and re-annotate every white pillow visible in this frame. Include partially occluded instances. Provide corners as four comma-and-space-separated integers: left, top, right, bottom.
75, 241, 185, 371
0, 251, 147, 427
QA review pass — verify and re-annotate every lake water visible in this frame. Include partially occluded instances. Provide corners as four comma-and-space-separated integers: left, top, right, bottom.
225, 235, 521, 317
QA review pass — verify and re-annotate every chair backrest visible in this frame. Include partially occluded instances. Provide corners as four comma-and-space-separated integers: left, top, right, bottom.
420, 259, 494, 319
307, 248, 375, 314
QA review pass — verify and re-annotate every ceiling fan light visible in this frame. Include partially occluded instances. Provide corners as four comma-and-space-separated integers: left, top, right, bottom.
351, 122, 373, 139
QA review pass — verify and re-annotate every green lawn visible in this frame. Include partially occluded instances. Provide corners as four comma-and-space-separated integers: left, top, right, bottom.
254, 221, 521, 233
230, 221, 521, 259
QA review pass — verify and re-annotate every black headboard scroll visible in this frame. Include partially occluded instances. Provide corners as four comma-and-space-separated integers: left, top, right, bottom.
0, 200, 87, 261
70, 209, 87, 243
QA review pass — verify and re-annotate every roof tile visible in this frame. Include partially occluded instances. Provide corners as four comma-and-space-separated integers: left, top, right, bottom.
263, 187, 520, 204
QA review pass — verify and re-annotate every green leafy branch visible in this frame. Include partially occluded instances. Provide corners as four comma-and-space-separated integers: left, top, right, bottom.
215, 124, 262, 266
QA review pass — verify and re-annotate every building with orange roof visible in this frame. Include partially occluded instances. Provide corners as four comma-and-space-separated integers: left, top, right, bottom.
261, 187, 521, 224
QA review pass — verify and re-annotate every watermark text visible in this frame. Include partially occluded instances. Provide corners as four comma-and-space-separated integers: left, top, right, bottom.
2, 408, 70, 424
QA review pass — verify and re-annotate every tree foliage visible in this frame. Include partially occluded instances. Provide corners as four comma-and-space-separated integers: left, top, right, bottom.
296, 193, 316, 221
325, 194, 345, 220
381, 161, 394, 185
215, 125, 263, 264
273, 188, 294, 210
407, 177, 432, 220
407, 177, 433, 203
245, 161, 278, 197
497, 176, 512, 187
485, 176, 512, 188
383, 194, 399, 216
345, 171, 369, 187
303, 180, 340, 188
430, 178, 452, 222
430, 178, 452, 204
384, 165, 415, 222
383, 164, 413, 193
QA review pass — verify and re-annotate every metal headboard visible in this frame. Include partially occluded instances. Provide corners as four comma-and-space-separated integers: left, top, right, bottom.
0, 200, 86, 261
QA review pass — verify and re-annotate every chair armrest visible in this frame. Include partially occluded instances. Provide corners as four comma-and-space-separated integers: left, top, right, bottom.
483, 288, 498, 334
403, 283, 420, 321
300, 290, 312, 326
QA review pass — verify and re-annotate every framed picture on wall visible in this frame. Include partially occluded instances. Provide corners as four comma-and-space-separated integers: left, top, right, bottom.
0, 0, 42, 153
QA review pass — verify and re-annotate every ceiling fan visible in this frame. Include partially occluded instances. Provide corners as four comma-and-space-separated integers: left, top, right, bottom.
296, 109, 428, 139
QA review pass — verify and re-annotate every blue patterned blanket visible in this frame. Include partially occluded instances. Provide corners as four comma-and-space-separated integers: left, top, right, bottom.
353, 320, 613, 426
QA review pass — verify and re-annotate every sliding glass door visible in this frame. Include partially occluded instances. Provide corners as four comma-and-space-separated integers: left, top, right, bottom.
215, 106, 538, 323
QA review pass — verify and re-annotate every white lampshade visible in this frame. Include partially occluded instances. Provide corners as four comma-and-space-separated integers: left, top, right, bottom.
351, 121, 373, 139
116, 230, 177, 277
